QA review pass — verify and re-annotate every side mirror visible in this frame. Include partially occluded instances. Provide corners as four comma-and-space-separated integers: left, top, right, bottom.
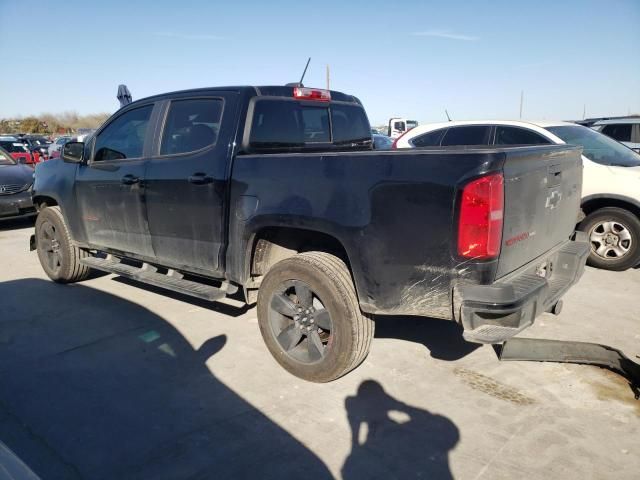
61, 142, 85, 163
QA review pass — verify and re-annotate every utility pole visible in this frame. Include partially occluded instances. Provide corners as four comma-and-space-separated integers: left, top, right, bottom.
326, 64, 330, 90
519, 90, 524, 119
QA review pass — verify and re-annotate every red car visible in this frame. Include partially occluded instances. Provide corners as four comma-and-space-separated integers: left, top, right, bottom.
0, 139, 34, 165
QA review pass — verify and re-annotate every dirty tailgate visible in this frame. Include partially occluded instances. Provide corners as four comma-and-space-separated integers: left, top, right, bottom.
496, 145, 583, 279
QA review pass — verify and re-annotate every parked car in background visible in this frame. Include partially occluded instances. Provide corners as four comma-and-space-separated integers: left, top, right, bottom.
394, 120, 640, 271
592, 118, 640, 153
0, 137, 34, 165
372, 133, 393, 150
18, 135, 52, 162
0, 145, 36, 219
48, 136, 73, 159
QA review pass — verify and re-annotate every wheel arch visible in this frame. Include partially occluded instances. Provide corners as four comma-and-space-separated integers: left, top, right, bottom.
242, 226, 358, 304
581, 194, 640, 219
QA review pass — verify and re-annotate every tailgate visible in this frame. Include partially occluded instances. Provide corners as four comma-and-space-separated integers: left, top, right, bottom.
496, 145, 583, 279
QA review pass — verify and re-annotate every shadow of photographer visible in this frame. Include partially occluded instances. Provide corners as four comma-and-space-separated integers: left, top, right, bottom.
342, 380, 459, 480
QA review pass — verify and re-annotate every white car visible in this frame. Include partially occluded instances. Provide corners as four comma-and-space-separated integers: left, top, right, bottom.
591, 118, 640, 153
393, 120, 640, 271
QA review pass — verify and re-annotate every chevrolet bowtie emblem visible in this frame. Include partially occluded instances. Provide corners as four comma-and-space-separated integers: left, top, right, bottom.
545, 190, 562, 209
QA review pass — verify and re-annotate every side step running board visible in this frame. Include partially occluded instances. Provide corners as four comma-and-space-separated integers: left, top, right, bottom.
80, 255, 237, 301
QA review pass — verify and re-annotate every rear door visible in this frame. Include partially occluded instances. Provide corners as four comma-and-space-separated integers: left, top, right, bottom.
75, 103, 157, 257
496, 145, 583, 278
143, 93, 239, 276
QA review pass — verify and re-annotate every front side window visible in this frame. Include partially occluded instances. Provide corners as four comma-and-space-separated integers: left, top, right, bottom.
601, 124, 632, 142
161, 98, 223, 155
441, 126, 491, 146
411, 129, 446, 147
94, 105, 153, 161
494, 126, 551, 145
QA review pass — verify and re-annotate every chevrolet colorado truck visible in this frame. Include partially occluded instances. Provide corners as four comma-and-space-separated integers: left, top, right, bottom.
31, 85, 589, 382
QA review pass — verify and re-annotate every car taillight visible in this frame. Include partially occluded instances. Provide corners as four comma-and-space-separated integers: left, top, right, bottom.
293, 87, 331, 102
457, 173, 504, 260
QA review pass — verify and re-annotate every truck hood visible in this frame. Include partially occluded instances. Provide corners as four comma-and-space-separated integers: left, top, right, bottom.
0, 163, 34, 185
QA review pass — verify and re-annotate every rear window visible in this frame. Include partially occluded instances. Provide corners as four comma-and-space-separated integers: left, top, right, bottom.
248, 99, 370, 152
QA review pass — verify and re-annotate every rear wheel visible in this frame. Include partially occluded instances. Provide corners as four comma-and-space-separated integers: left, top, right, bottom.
257, 252, 374, 382
35, 206, 91, 283
578, 207, 640, 271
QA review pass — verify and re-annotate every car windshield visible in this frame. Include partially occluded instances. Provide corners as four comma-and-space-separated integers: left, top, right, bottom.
0, 148, 16, 165
547, 125, 640, 167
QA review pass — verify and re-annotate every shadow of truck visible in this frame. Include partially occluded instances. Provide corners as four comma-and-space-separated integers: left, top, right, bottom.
0, 278, 332, 479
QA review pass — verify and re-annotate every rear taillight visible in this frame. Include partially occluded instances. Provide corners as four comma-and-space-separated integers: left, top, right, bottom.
457, 173, 504, 260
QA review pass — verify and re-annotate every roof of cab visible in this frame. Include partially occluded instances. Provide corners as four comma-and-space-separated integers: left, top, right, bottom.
126, 85, 361, 108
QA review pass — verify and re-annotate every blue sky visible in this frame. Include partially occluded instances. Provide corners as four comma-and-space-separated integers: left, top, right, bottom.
1, 0, 638, 124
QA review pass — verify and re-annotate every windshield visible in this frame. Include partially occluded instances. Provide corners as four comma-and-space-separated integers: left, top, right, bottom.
0, 148, 16, 165
547, 125, 640, 167
406, 120, 419, 129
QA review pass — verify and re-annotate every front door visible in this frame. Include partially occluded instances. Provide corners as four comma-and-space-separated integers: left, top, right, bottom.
144, 93, 238, 276
75, 103, 156, 257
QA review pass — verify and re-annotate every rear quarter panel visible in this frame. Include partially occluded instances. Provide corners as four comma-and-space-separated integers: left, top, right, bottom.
228, 149, 506, 319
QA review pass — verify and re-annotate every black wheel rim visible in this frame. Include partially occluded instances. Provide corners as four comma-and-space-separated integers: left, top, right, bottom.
39, 220, 62, 275
268, 280, 333, 364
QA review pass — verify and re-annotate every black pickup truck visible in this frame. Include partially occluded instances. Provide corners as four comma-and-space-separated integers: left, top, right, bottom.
31, 85, 589, 382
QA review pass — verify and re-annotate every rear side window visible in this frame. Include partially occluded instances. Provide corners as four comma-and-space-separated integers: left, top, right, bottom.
441, 126, 491, 146
411, 129, 446, 147
161, 98, 223, 155
601, 124, 632, 142
494, 126, 551, 145
94, 105, 152, 161
248, 99, 370, 151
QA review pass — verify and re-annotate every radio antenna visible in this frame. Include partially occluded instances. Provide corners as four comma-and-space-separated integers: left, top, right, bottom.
445, 109, 452, 122
299, 57, 311, 86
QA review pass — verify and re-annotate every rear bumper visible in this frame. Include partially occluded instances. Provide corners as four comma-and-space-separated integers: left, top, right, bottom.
0, 190, 36, 219
454, 231, 589, 344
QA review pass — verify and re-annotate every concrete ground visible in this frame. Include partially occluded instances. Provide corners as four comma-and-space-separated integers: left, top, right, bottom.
0, 216, 638, 480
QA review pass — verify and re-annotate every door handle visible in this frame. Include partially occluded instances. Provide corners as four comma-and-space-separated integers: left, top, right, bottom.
121, 174, 140, 185
188, 173, 214, 185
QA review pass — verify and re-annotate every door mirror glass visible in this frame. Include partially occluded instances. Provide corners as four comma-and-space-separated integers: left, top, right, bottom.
62, 142, 85, 163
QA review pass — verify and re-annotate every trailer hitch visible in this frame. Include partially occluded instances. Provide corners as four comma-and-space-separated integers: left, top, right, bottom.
498, 338, 640, 400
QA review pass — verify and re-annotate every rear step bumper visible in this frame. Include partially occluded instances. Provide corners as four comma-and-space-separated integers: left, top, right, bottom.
455, 231, 589, 344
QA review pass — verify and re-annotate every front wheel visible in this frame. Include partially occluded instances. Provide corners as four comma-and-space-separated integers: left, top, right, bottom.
578, 207, 640, 271
257, 252, 374, 382
35, 206, 91, 283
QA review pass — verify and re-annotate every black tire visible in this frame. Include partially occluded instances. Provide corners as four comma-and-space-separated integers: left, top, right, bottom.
257, 252, 374, 382
35, 206, 91, 283
578, 207, 640, 271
